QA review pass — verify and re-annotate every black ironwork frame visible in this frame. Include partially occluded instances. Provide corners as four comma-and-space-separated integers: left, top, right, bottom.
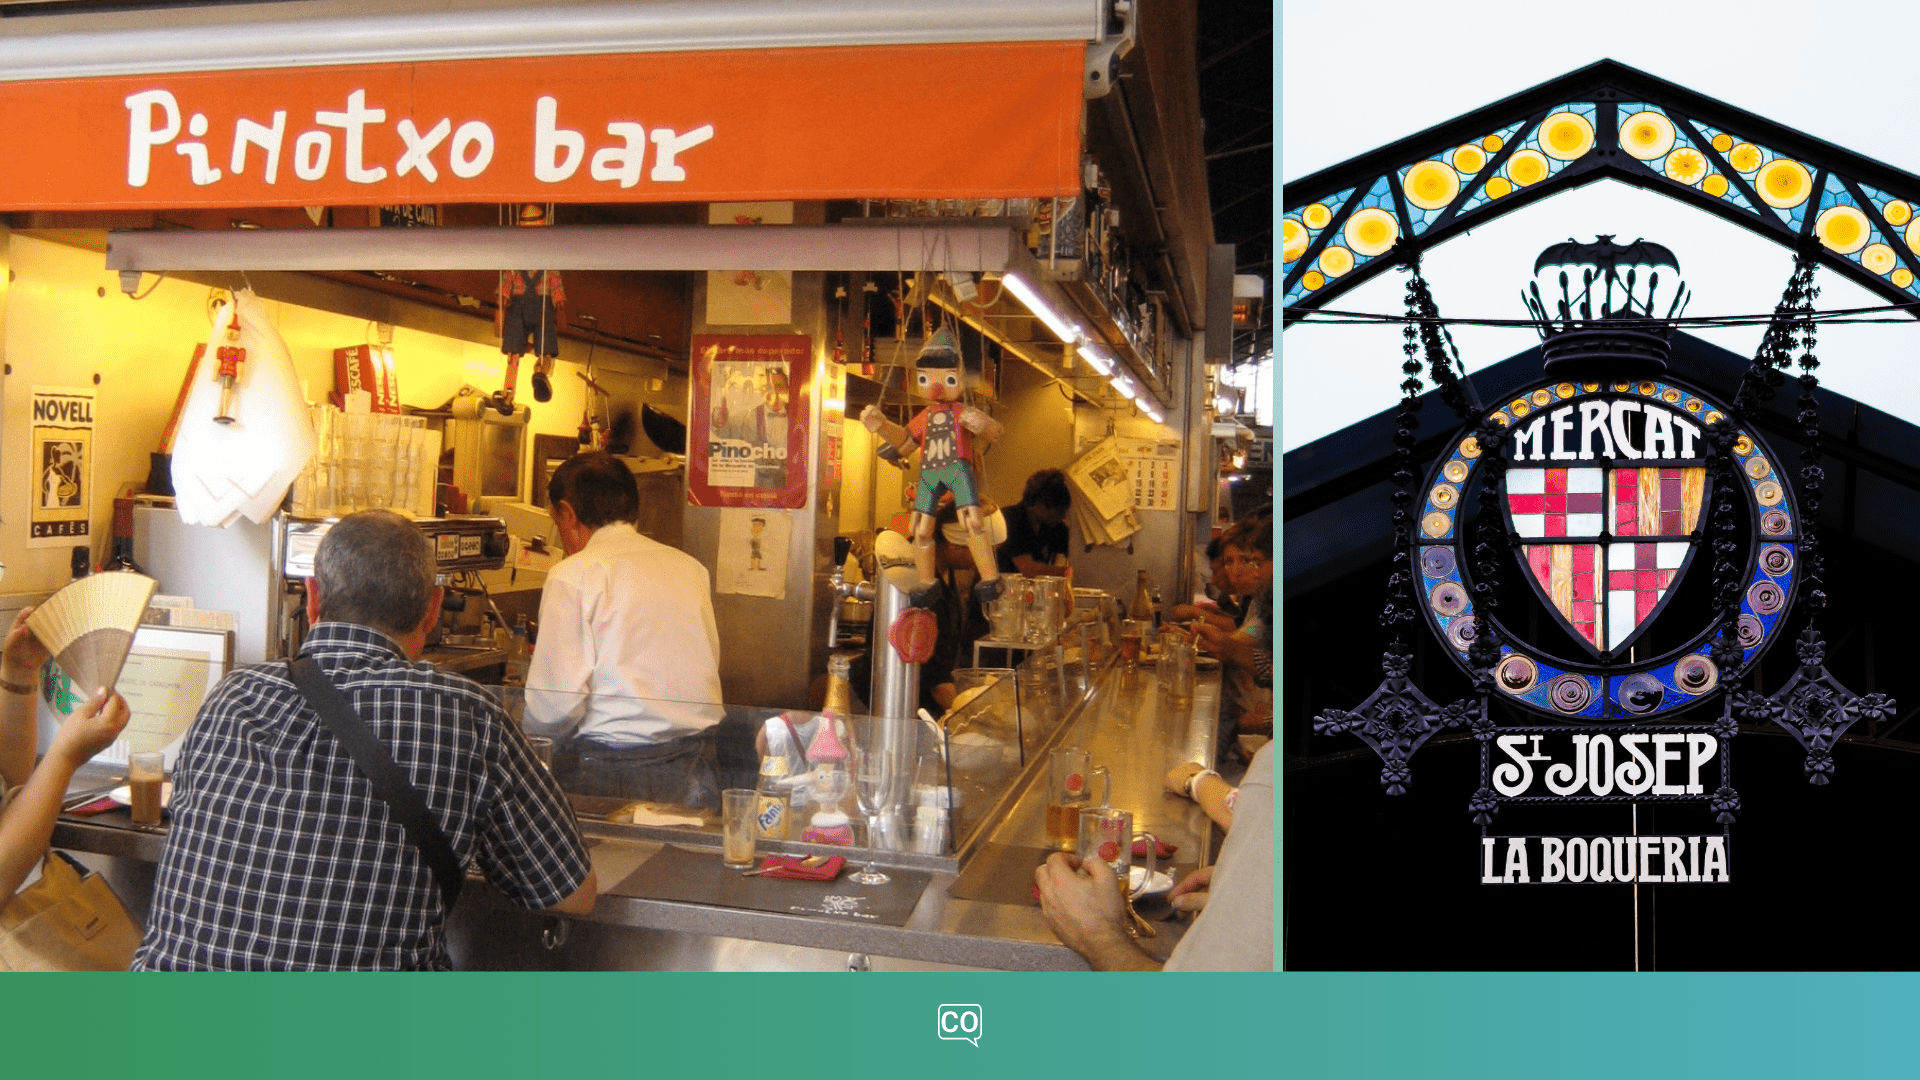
1281, 60, 1920, 322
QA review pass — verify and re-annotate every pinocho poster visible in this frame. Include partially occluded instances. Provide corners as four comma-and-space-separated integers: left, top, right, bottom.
28, 385, 95, 547
688, 334, 812, 508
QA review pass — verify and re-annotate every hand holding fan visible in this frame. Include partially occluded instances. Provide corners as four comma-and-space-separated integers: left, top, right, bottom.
25, 572, 159, 695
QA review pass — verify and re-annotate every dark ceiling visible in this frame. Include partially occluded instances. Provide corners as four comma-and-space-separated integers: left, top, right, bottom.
1196, 0, 1273, 369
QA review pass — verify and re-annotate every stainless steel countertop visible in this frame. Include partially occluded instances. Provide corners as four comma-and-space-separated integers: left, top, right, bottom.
50, 665, 1219, 971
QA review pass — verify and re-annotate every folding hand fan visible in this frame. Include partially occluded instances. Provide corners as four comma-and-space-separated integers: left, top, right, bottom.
25, 572, 159, 696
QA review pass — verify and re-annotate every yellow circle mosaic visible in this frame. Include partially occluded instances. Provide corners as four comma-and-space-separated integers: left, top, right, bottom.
1344, 207, 1399, 257
1702, 174, 1729, 198
1452, 144, 1487, 174
1755, 158, 1812, 209
1886, 200, 1913, 226
1507, 149, 1550, 186
1539, 111, 1595, 161
1403, 159, 1460, 210
1302, 203, 1332, 229
1621, 111, 1676, 160
1862, 243, 1898, 276
1318, 245, 1354, 277
1728, 142, 1763, 173
1711, 133, 1734, 153
1302, 270, 1326, 291
1895, 268, 1915, 289
1664, 148, 1707, 186
1485, 176, 1514, 199
1816, 204, 1871, 254
1282, 217, 1309, 263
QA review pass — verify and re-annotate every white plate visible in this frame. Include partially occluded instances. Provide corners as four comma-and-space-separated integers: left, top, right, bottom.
1129, 866, 1173, 899
108, 782, 172, 810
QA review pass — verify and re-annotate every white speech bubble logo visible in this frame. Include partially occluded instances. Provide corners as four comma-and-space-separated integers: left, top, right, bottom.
936, 1004, 983, 1046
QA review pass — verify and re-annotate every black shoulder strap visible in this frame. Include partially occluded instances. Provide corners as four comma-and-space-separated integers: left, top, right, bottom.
286, 657, 464, 909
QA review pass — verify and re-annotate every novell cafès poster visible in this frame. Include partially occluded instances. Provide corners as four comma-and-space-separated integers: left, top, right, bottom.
28, 386, 95, 547
687, 335, 811, 509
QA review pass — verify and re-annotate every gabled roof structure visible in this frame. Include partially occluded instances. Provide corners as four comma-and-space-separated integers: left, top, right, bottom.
1280, 60, 1920, 321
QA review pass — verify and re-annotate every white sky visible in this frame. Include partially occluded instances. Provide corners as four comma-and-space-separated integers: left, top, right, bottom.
1280, 0, 1920, 451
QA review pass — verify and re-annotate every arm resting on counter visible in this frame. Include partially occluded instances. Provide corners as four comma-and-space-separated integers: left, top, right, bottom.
547, 869, 599, 916
1164, 763, 1235, 831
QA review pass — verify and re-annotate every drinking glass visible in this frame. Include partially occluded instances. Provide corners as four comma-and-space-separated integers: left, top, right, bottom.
128, 751, 166, 826
1077, 806, 1157, 935
721, 789, 758, 869
1160, 636, 1196, 707
848, 719, 901, 886
1046, 747, 1111, 851
525, 735, 554, 770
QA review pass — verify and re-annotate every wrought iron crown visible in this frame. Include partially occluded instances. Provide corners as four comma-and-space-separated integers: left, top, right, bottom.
1522, 235, 1689, 379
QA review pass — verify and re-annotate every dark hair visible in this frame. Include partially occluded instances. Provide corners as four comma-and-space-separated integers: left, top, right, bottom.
548, 451, 639, 528
314, 510, 437, 637
1205, 536, 1226, 561
1222, 515, 1271, 561
1022, 468, 1072, 511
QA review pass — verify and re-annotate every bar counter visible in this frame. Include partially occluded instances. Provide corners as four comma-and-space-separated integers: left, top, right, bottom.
50, 665, 1220, 971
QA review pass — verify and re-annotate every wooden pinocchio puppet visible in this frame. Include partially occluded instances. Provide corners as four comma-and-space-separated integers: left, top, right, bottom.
860, 327, 1006, 605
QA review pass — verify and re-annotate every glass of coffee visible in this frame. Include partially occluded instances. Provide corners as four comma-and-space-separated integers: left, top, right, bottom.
1046, 747, 1110, 850
128, 751, 166, 826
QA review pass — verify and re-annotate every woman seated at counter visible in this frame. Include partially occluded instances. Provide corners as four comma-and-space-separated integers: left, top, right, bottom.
995, 468, 1073, 579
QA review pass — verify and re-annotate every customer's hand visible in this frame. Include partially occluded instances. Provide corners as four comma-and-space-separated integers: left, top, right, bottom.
1168, 865, 1213, 914
1, 607, 50, 685
1035, 852, 1130, 953
47, 689, 131, 770
1165, 761, 1207, 797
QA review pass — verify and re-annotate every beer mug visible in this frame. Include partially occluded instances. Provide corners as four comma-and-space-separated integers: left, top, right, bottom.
1077, 806, 1157, 901
1046, 747, 1110, 850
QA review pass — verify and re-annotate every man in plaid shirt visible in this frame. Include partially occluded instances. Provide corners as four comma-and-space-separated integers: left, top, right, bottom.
133, 511, 595, 970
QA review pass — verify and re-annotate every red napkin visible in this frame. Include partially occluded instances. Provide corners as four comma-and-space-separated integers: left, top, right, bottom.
67, 798, 120, 816
1134, 836, 1178, 860
751, 855, 846, 881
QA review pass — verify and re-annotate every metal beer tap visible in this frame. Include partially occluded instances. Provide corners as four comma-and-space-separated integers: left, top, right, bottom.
827, 534, 874, 650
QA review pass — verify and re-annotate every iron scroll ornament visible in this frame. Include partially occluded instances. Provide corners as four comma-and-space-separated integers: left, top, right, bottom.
1415, 376, 1798, 722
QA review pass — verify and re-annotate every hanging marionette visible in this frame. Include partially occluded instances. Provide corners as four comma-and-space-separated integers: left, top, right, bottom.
860, 324, 1006, 605
212, 310, 246, 425
492, 203, 565, 415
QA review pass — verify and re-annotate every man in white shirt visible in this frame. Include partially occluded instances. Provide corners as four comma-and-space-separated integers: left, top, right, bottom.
524, 453, 725, 808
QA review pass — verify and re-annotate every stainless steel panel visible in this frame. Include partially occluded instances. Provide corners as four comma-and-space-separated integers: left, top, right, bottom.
2, 1, 1103, 82
108, 222, 1018, 274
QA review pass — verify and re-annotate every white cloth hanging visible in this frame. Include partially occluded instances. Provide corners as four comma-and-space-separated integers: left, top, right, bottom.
170, 290, 316, 528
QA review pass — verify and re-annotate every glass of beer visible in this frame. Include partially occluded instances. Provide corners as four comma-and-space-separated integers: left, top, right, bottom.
1046, 747, 1110, 850
721, 789, 758, 869
1078, 806, 1157, 932
1119, 619, 1148, 665
128, 751, 166, 827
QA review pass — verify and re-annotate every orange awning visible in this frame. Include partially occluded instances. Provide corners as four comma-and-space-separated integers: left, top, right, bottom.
0, 42, 1084, 210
